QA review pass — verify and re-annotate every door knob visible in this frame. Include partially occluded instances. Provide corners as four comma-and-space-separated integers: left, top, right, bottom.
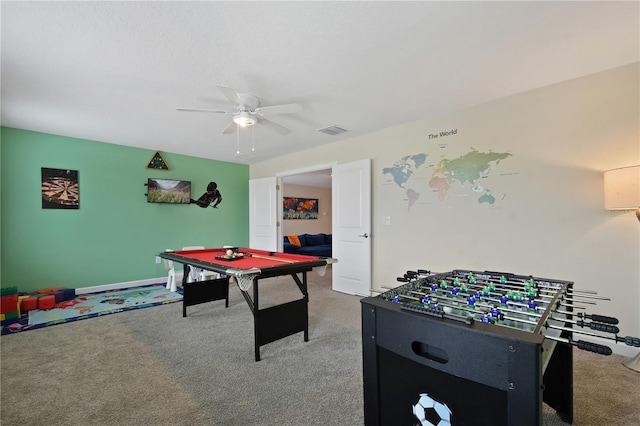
358, 233, 369, 238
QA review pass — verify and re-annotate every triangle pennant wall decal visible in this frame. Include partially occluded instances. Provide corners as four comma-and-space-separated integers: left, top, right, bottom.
147, 151, 170, 170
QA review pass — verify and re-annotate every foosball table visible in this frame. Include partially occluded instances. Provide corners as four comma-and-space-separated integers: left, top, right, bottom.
361, 268, 640, 426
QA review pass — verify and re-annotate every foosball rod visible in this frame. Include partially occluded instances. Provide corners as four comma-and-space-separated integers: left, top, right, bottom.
406, 286, 620, 333
426, 274, 602, 306
410, 270, 587, 304
402, 272, 619, 324
446, 275, 564, 294
449, 270, 599, 294
405, 272, 570, 303
441, 271, 568, 291
544, 334, 613, 355
414, 270, 608, 303
544, 321, 640, 350
396, 291, 627, 344
415, 269, 603, 301
428, 288, 617, 331
395, 292, 547, 332
399, 276, 590, 310
556, 310, 620, 325
394, 273, 631, 354
485, 310, 635, 351
454, 294, 619, 334
433, 296, 640, 349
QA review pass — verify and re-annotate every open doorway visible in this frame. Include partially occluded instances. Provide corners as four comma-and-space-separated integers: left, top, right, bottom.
270, 159, 371, 296
281, 169, 333, 258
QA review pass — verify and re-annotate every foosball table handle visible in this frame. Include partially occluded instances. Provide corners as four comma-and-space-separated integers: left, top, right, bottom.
577, 320, 620, 334
582, 313, 619, 325
617, 336, 640, 347
576, 340, 613, 355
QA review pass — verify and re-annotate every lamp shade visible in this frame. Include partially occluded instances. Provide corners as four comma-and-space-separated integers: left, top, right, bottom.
604, 165, 640, 210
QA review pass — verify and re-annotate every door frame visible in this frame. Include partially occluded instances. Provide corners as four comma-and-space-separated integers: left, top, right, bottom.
276, 162, 337, 252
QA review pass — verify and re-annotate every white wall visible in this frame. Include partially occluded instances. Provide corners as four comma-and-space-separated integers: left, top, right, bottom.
251, 63, 640, 350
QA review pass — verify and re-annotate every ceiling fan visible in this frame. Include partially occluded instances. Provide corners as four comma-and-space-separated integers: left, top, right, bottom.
177, 85, 302, 136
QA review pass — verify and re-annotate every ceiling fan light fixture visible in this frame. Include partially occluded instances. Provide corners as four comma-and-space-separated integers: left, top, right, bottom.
233, 111, 256, 127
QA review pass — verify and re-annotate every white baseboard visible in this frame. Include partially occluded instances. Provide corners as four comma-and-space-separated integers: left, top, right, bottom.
75, 271, 184, 295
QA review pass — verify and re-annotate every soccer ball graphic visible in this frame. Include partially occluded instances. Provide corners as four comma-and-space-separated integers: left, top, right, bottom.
412, 393, 452, 426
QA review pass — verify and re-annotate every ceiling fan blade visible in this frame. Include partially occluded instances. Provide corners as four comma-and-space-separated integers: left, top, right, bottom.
176, 108, 229, 113
222, 120, 236, 134
255, 103, 303, 116
258, 118, 292, 136
216, 85, 243, 106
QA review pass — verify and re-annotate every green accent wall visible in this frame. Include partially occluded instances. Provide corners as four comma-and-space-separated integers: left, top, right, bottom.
1, 127, 249, 292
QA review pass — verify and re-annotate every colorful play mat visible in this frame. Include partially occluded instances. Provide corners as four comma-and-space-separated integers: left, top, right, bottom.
1, 284, 181, 335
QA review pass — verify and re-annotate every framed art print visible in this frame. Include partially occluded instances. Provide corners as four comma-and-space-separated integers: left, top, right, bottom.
283, 197, 318, 219
41, 168, 79, 209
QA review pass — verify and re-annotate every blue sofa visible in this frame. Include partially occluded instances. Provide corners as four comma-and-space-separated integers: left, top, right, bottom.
283, 233, 332, 258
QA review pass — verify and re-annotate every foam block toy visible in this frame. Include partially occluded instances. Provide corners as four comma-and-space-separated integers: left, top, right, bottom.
1, 286, 18, 296
38, 295, 56, 310
1, 294, 18, 314
63, 288, 76, 301
18, 295, 30, 316
52, 290, 65, 303
21, 297, 38, 313
2, 311, 18, 321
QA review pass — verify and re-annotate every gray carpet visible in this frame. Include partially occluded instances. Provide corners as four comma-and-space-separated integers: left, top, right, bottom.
1, 268, 639, 425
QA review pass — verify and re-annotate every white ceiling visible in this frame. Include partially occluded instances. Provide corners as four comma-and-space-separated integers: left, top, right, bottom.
282, 169, 332, 188
1, 1, 638, 165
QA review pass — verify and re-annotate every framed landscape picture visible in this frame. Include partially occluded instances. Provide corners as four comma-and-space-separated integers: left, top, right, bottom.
283, 197, 318, 219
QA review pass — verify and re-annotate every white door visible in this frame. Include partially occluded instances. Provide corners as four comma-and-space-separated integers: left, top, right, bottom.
332, 159, 371, 296
249, 177, 277, 251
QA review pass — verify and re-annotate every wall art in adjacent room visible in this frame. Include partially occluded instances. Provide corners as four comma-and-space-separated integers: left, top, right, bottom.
283, 197, 318, 219
41, 168, 79, 209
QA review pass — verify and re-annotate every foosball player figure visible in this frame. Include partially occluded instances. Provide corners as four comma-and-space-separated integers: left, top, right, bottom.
528, 300, 538, 321
481, 313, 495, 324
490, 306, 504, 321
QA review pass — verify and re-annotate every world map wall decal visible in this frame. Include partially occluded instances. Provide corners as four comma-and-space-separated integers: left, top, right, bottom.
382, 148, 514, 211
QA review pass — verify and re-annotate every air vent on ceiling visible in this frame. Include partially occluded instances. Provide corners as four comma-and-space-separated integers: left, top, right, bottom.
317, 125, 348, 136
